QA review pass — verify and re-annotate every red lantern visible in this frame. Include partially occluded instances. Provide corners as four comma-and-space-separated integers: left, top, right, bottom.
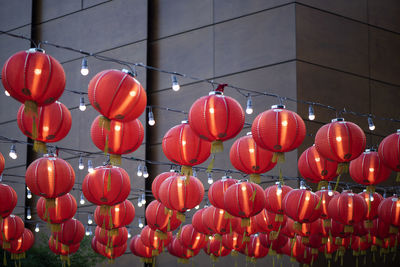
378, 195, 400, 228
330, 220, 351, 239
167, 237, 200, 260
0, 215, 24, 249
145, 200, 181, 232
94, 199, 135, 230
208, 177, 237, 209
203, 236, 231, 257
2, 49, 65, 107
283, 188, 322, 224
0, 183, 17, 219
178, 224, 207, 250
234, 216, 260, 236
350, 149, 391, 186
251, 105, 306, 161
224, 181, 266, 219
378, 130, 400, 180
95, 226, 128, 248
315, 188, 339, 221
48, 236, 80, 256
140, 225, 172, 250
25, 154, 75, 199
229, 133, 276, 183
52, 218, 84, 246
309, 218, 331, 238
96, 240, 127, 259
351, 236, 371, 252
264, 183, 293, 221
259, 232, 288, 253
152, 171, 179, 202
222, 232, 248, 251
202, 206, 239, 235
315, 118, 366, 163
246, 234, 269, 259
5, 228, 34, 259
328, 191, 367, 232
88, 69, 147, 122
158, 175, 204, 212
90, 115, 144, 164
359, 191, 383, 222
192, 208, 212, 235
82, 165, 130, 206
318, 237, 338, 257
369, 218, 392, 240
188, 89, 245, 152
285, 218, 311, 237
0, 152, 5, 174
298, 145, 338, 184
130, 235, 160, 260
254, 209, 287, 233
353, 221, 368, 237
162, 121, 211, 175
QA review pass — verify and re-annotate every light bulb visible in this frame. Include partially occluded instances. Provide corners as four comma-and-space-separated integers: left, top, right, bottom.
88, 214, 93, 225
300, 181, 306, 190
369, 192, 374, 202
85, 226, 92, 236
4, 90, 10, 96
81, 57, 89, 76
327, 184, 333, 196
137, 164, 143, 177
246, 95, 253, 114
276, 183, 282, 196
80, 193, 85, 205
148, 108, 155, 126
207, 173, 213, 184
9, 144, 17, 159
368, 117, 375, 131
308, 105, 315, 120
78, 156, 84, 170
138, 196, 143, 207
142, 165, 149, 178
26, 207, 31, 220
79, 96, 86, 111
87, 160, 94, 173
27, 187, 32, 199
141, 193, 146, 205
127, 229, 132, 238
171, 75, 180, 91
138, 218, 144, 228
195, 205, 200, 210
35, 223, 40, 232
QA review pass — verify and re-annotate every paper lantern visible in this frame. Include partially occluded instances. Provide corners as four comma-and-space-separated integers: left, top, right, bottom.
48, 236, 80, 256
152, 171, 179, 202
145, 200, 181, 232
251, 105, 306, 162
350, 149, 391, 186
96, 240, 127, 260
162, 121, 211, 176
229, 133, 276, 183
94, 199, 135, 230
140, 225, 172, 250
330, 220, 351, 239
369, 218, 392, 240
0, 183, 17, 219
353, 221, 368, 237
358, 191, 383, 222
203, 236, 231, 257
283, 188, 322, 224
258, 231, 288, 252
90, 115, 144, 164
188, 89, 245, 153
82, 165, 130, 206
264, 183, 293, 221
167, 237, 200, 261
95, 226, 128, 248
309, 218, 331, 238
315, 118, 366, 163
254, 209, 287, 233
52, 218, 84, 246
2, 49, 65, 108
318, 237, 338, 257
192, 208, 212, 235
5, 228, 34, 260
285, 218, 311, 237
378, 130, 400, 181
315, 188, 339, 220
88, 69, 147, 122
222, 232, 248, 251
0, 215, 24, 249
234, 215, 260, 236
351, 236, 371, 252
298, 145, 338, 184
208, 176, 237, 209
25, 154, 75, 199
202, 206, 238, 235
158, 175, 204, 212
0, 152, 5, 174
178, 224, 207, 251
130, 235, 160, 260
378, 195, 400, 228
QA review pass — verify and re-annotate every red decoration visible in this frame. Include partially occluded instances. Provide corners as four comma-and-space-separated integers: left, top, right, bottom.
188, 90, 245, 152
259, 232, 288, 253
369, 218, 392, 240
52, 218, 84, 246
88, 69, 147, 122
284, 188, 322, 224
0, 152, 5, 174
94, 199, 135, 230
202, 206, 238, 235
0, 183, 17, 219
254, 209, 287, 233
140, 225, 172, 250
330, 220, 351, 239
234, 216, 260, 236
178, 224, 207, 250
95, 240, 127, 259
378, 195, 400, 227
298, 145, 338, 184
229, 134, 276, 183
208, 177, 237, 209
224, 181, 266, 218
5, 228, 34, 258
0, 215, 24, 249
315, 189, 339, 220
82, 165, 130, 206
25, 154, 75, 199
167, 237, 200, 260
2, 49, 65, 107
145, 200, 181, 232
246, 234, 269, 258
264, 184, 293, 219
152, 171, 179, 202
192, 208, 212, 235
95, 226, 128, 248
203, 236, 231, 257
315, 118, 366, 163
158, 175, 204, 212
358, 191, 383, 221
351, 236, 371, 252
222, 232, 248, 251
378, 130, 400, 180
130, 235, 160, 260
48, 236, 80, 256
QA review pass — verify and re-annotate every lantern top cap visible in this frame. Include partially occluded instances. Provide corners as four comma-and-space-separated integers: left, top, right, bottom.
397, 129, 400, 133
27, 48, 45, 53
209, 91, 223, 96
365, 148, 376, 153
121, 69, 135, 77
221, 175, 233, 180
181, 120, 188, 124
331, 118, 344, 122
246, 132, 252, 136
271, 104, 285, 109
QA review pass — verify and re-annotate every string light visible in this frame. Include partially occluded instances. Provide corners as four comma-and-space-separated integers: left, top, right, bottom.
328, 184, 333, 196
127, 228, 132, 238
35, 223, 40, 232
276, 182, 282, 196
138, 218, 144, 228
368, 117, 375, 131
78, 156, 84, 170
26, 207, 31, 220
195, 205, 200, 210
142, 165, 149, 178
137, 196, 143, 207
4, 90, 10, 96
87, 214, 93, 225
300, 181, 306, 190
207, 172, 213, 184
369, 192, 374, 202
79, 96, 86, 111
80, 193, 85, 205
141, 193, 146, 205
246, 95, 253, 114
308, 105, 315, 120
171, 75, 180, 91
81, 57, 89, 76
85, 226, 92, 236
137, 164, 143, 177
27, 187, 32, 199
148, 107, 155, 126
87, 160, 94, 173
9, 144, 17, 159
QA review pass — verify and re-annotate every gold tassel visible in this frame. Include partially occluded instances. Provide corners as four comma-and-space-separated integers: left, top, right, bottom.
224, 212, 233, 219
344, 225, 353, 233
318, 181, 328, 191
99, 116, 111, 130
272, 152, 285, 163
211, 141, 223, 153
108, 228, 119, 236
366, 186, 375, 193
249, 174, 260, 184
396, 172, 400, 182
214, 234, 222, 241
155, 230, 168, 240
364, 220, 373, 229
293, 221, 302, 231
24, 100, 38, 116
104, 135, 109, 156
275, 214, 284, 222
389, 225, 398, 234
3, 241, 10, 249
109, 154, 121, 166
241, 218, 250, 227
336, 163, 349, 175
206, 155, 215, 173
31, 116, 38, 139
33, 140, 47, 153
177, 212, 185, 222
323, 219, 331, 228
302, 236, 309, 244
50, 223, 61, 233
311, 248, 318, 255
100, 205, 111, 215
151, 250, 159, 256
3, 250, 7, 266
334, 174, 341, 192
321, 237, 328, 244
315, 194, 323, 210
107, 170, 111, 191
61, 244, 69, 254
181, 166, 193, 178
250, 188, 257, 202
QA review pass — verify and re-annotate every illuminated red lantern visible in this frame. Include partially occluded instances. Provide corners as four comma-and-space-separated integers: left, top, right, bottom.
208, 176, 237, 209
280, 222, 296, 239
318, 237, 338, 258
283, 188, 322, 224
315, 188, 339, 220
328, 191, 367, 232
224, 181, 266, 219
17, 101, 71, 146
353, 221, 368, 237
96, 240, 127, 260
351, 236, 371, 252
258, 232, 288, 252
88, 69, 147, 122
95, 226, 128, 248
202, 206, 239, 235
222, 232, 248, 251
2, 49, 65, 108
152, 171, 179, 202
264, 183, 293, 221
140, 225, 172, 250
330, 220, 351, 239
378, 130, 400, 180
289, 236, 306, 260
296, 247, 318, 265
162, 121, 211, 175
94, 199, 135, 230
0, 215, 24, 249
145, 200, 181, 232
188, 89, 245, 152
246, 234, 269, 259
48, 236, 80, 256
0, 183, 17, 219
369, 218, 392, 240
358, 191, 383, 222
378, 195, 400, 227
234, 216, 260, 236
82, 165, 130, 206
52, 219, 84, 246
90, 115, 144, 164
130, 235, 160, 260
178, 224, 207, 250
6, 228, 34, 259
298, 145, 338, 184
25, 154, 75, 199
167, 237, 200, 260
158, 175, 204, 212
192, 208, 212, 235
315, 118, 366, 163
251, 105, 306, 161
254, 209, 287, 233
229, 133, 276, 183
203, 236, 231, 257
309, 218, 331, 238
0, 152, 5, 174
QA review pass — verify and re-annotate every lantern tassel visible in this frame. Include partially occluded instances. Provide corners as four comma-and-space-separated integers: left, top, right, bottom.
389, 225, 398, 234
181, 166, 193, 178
249, 174, 260, 184
206, 155, 215, 173
33, 140, 47, 153
100, 205, 111, 215
396, 172, 400, 182
315, 195, 323, 210
250, 188, 257, 202
24, 100, 38, 116
50, 223, 61, 233
155, 230, 168, 240
177, 212, 185, 223
275, 214, 284, 222
98, 116, 111, 130
336, 163, 349, 175
323, 219, 331, 228
107, 170, 111, 191
3, 250, 7, 266
343, 225, 353, 233
211, 141, 223, 154
317, 181, 328, 191
333, 174, 342, 192
272, 152, 285, 163
109, 154, 121, 166
293, 221, 302, 231
241, 218, 250, 227
104, 135, 109, 156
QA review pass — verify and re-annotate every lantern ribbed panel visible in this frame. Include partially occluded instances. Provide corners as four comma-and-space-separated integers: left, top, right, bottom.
204, 236, 231, 257
36, 194, 77, 224
327, 191, 367, 225
358, 191, 383, 220
285, 218, 311, 237
88, 69, 147, 121
17, 101, 71, 142
178, 224, 207, 250
162, 122, 211, 166
6, 228, 34, 254
0, 184, 17, 218
283, 189, 322, 223
351, 236, 371, 251
259, 232, 287, 252
265, 184, 293, 214
2, 50, 65, 105
318, 238, 338, 254
246, 234, 269, 258
254, 209, 287, 233
48, 236, 80, 256
167, 237, 200, 259
0, 152, 5, 175
94, 200, 135, 229
145, 200, 181, 232
90, 116, 144, 155
192, 209, 212, 235
95, 226, 128, 247
208, 178, 237, 209
152, 172, 179, 202
315, 120, 366, 162
130, 235, 153, 258
0, 215, 24, 242
378, 131, 400, 171
52, 219, 84, 246
234, 216, 259, 235
330, 220, 350, 238
202, 206, 238, 235
140, 225, 172, 249
251, 106, 306, 152
188, 93, 244, 142
82, 165, 130, 206
97, 241, 127, 259
378, 196, 400, 227
222, 232, 247, 251
369, 218, 391, 239
309, 218, 331, 237
315, 189, 339, 219
349, 151, 392, 185
25, 155, 75, 198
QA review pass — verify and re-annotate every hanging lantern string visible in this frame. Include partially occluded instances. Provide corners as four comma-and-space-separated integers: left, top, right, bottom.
1, 30, 400, 125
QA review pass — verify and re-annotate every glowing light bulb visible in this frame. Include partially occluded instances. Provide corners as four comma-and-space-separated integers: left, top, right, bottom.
87, 160, 94, 173
138, 218, 144, 228
241, 185, 247, 191
141, 193, 146, 205
35, 223, 40, 233
246, 95, 253, 114
336, 136, 342, 142
78, 156, 84, 170
219, 210, 224, 214
369, 193, 374, 202
315, 157, 320, 162
196, 236, 200, 240
305, 196, 310, 201
9, 144, 17, 159
368, 117, 375, 131
327, 184, 333, 196
88, 214, 93, 225
182, 140, 186, 146
127, 229, 132, 238
81, 57, 89, 76
142, 165, 149, 178
114, 124, 121, 131
281, 121, 288, 126
276, 184, 282, 196
308, 105, 315, 120
171, 75, 180, 91
195, 205, 200, 210
4, 90, 10, 96
148, 108, 155, 126
79, 96, 86, 111
27, 187, 32, 199
80, 193, 85, 205
249, 148, 255, 153
26, 207, 31, 220
129, 90, 136, 97
207, 173, 213, 184
137, 164, 143, 177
